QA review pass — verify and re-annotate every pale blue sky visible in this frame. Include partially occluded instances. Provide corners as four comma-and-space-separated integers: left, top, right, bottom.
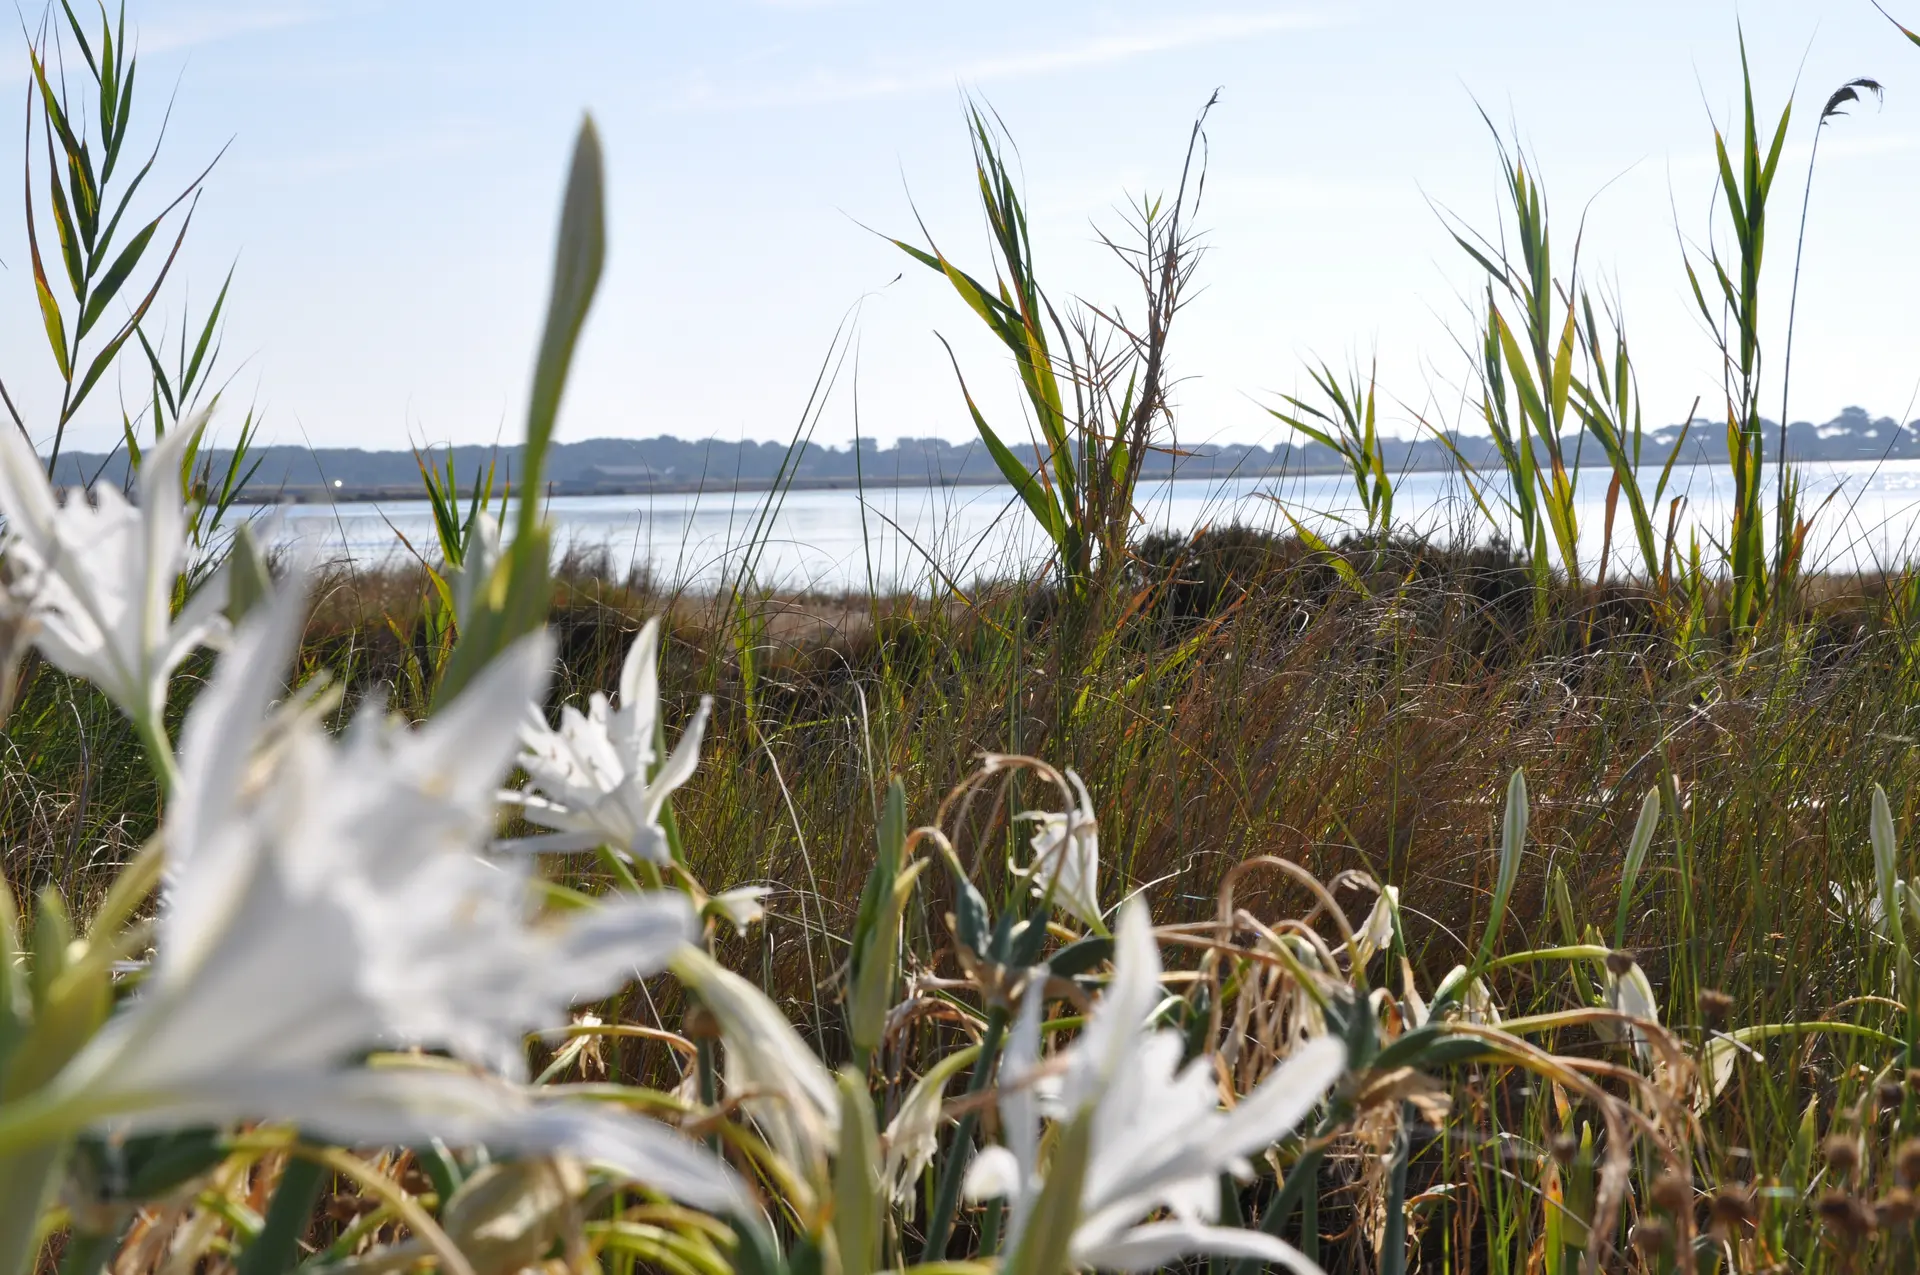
1, 1, 1916, 454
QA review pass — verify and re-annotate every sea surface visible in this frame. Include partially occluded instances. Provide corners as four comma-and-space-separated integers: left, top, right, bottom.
256, 458, 1920, 593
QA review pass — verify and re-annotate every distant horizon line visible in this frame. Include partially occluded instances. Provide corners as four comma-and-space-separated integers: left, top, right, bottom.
42, 401, 1920, 463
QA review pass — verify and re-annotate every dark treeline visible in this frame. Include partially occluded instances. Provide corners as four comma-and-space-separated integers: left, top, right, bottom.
48, 405, 1920, 499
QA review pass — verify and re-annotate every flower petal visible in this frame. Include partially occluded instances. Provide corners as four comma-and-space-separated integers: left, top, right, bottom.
1215, 1034, 1346, 1163
963, 1144, 1022, 1201
89, 1066, 748, 1214
1077, 1221, 1325, 1274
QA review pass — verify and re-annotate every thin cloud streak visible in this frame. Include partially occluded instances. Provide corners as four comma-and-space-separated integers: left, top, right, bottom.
670, 10, 1334, 111
137, 4, 342, 55
0, 4, 336, 88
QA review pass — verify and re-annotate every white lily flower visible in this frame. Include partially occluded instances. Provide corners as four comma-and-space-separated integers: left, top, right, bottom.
670, 946, 840, 1174
1828, 878, 1880, 933
1830, 877, 1901, 946
14, 586, 743, 1212
705, 885, 771, 935
1425, 964, 1500, 1027
1351, 885, 1400, 967
1598, 956, 1661, 1070
0, 420, 226, 754
1014, 769, 1101, 929
673, 944, 989, 1208
880, 1043, 985, 1205
967, 898, 1345, 1273
501, 617, 710, 863
451, 510, 502, 630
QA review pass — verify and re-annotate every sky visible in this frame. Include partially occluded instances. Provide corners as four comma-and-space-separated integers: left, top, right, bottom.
0, 1, 1916, 456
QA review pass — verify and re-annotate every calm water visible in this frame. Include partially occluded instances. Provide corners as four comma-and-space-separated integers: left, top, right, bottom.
258, 458, 1920, 593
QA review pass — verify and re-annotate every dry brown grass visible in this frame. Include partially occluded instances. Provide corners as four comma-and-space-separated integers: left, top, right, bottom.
12, 530, 1920, 1268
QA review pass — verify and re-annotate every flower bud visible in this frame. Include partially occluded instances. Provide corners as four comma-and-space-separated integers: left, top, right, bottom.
1629, 1218, 1671, 1257
1697, 988, 1733, 1028
1707, 1184, 1756, 1235
437, 1158, 587, 1275
1823, 1133, 1861, 1177
324, 1192, 377, 1222
1815, 1190, 1875, 1241
1650, 1170, 1689, 1214
683, 1002, 721, 1041
1897, 1139, 1920, 1187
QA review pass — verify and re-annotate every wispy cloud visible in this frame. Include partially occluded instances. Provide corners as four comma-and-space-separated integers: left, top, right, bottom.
0, 3, 341, 89
671, 10, 1333, 111
136, 2, 361, 56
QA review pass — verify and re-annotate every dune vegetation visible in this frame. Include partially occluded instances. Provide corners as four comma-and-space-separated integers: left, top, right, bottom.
7, 5, 1920, 1274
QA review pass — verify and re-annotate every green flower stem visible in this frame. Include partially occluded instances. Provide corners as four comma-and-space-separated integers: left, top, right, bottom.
1228, 1145, 1325, 1275
980, 1198, 1004, 1257
1379, 1105, 1412, 1275
133, 709, 179, 804
235, 1152, 327, 1275
595, 843, 646, 894
1208, 1173, 1244, 1275
696, 1035, 720, 1155
918, 1007, 1007, 1263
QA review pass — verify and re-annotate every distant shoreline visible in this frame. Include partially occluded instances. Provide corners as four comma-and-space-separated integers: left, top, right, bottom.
234, 465, 1368, 505
47, 408, 1920, 503
231, 451, 1920, 506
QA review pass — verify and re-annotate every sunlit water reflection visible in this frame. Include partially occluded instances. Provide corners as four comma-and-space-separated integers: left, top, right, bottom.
257, 458, 1920, 593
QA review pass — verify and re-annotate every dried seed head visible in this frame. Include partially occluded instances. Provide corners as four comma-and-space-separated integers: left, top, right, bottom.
682, 1002, 721, 1041
1650, 1170, 1690, 1214
1906, 1067, 1920, 1091
1881, 1079, 1908, 1112
1824, 1134, 1861, 1176
1878, 1187, 1919, 1229
324, 1193, 378, 1223
1605, 950, 1636, 977
1629, 1218, 1672, 1256
1897, 1139, 1920, 1187
1708, 1184, 1757, 1235
1698, 988, 1734, 1028
1550, 1133, 1579, 1166
1815, 1190, 1875, 1240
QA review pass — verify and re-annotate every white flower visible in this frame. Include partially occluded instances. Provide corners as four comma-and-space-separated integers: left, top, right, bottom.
1598, 956, 1661, 1070
0, 420, 226, 753
1352, 884, 1400, 967
705, 885, 771, 935
1423, 965, 1500, 1027
670, 946, 839, 1176
451, 510, 502, 630
16, 586, 742, 1212
966, 898, 1345, 1273
673, 943, 971, 1211
501, 617, 710, 863
1015, 769, 1101, 929
1829, 878, 1884, 935
880, 1044, 983, 1205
